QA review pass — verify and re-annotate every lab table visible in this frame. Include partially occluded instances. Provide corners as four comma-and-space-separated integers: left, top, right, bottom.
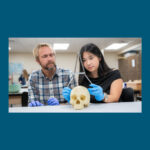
9, 101, 141, 113
9, 88, 28, 107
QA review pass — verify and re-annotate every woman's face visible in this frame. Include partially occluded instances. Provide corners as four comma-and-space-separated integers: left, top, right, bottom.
82, 52, 100, 73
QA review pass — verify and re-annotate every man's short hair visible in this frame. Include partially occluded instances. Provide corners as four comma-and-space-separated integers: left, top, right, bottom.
33, 43, 55, 60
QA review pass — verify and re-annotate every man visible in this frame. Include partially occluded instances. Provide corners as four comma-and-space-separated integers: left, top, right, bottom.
28, 43, 76, 106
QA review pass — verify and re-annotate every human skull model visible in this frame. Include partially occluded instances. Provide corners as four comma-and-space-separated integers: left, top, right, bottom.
70, 86, 90, 110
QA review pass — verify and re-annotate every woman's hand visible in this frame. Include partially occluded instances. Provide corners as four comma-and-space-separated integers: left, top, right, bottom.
62, 87, 72, 103
88, 84, 104, 101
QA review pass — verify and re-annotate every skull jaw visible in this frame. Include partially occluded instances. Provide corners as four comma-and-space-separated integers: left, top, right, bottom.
70, 99, 85, 110
70, 99, 89, 110
73, 102, 90, 109
73, 104, 84, 110
84, 103, 89, 107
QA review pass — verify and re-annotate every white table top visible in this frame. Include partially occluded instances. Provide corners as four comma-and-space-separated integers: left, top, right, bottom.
9, 101, 142, 113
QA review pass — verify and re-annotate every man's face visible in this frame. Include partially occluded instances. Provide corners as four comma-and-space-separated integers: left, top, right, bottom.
37, 46, 56, 71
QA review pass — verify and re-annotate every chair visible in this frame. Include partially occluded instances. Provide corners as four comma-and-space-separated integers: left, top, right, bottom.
136, 96, 142, 101
119, 88, 134, 102
21, 92, 28, 106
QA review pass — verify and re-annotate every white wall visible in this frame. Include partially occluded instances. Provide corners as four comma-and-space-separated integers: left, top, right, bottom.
9, 51, 118, 83
9, 52, 79, 83
9, 52, 78, 73
104, 52, 119, 69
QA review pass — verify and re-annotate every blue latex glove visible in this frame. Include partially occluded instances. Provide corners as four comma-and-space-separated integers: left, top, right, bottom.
88, 84, 104, 101
62, 87, 71, 103
28, 101, 44, 107
47, 97, 59, 105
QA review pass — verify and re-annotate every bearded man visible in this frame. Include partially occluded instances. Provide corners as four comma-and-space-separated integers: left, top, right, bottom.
28, 43, 76, 106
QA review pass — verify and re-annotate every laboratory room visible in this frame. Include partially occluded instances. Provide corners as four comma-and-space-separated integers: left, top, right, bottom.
8, 38, 142, 113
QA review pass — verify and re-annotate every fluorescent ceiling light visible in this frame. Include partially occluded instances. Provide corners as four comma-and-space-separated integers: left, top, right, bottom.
105, 43, 128, 50
53, 43, 69, 50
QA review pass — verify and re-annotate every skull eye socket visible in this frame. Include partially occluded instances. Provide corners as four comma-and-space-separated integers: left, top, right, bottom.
80, 95, 86, 101
71, 95, 77, 100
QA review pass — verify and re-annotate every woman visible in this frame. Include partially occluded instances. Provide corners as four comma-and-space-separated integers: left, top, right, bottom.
18, 69, 29, 85
63, 43, 133, 103
78, 43, 123, 103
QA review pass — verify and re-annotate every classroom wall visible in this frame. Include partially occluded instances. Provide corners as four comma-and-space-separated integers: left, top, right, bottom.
9, 52, 119, 83
104, 52, 119, 69
9, 52, 79, 83
9, 52, 78, 73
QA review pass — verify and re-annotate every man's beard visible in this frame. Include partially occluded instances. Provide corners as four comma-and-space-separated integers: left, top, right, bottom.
40, 61, 56, 71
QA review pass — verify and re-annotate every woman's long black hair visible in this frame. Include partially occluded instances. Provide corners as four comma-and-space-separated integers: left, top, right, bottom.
78, 43, 112, 84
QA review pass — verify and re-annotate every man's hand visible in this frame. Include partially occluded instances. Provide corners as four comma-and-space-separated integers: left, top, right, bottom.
47, 97, 59, 105
28, 101, 44, 107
